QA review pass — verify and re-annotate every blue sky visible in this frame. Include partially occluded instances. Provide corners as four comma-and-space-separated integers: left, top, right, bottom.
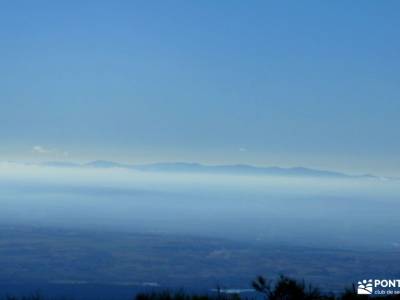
0, 1, 399, 175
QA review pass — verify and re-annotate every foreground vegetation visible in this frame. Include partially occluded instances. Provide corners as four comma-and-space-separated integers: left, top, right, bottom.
3, 276, 400, 300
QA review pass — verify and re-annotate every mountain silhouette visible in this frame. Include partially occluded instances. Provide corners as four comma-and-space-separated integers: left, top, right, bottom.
36, 160, 384, 179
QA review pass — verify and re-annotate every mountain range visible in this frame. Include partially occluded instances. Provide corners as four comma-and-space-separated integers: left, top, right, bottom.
40, 160, 384, 180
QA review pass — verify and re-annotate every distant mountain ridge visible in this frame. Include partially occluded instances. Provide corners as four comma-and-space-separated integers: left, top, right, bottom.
39, 160, 383, 180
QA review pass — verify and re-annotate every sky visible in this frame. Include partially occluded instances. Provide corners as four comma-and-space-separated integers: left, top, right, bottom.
0, 1, 399, 176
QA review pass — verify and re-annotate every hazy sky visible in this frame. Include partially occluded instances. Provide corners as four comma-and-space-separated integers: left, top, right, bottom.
1, 1, 399, 175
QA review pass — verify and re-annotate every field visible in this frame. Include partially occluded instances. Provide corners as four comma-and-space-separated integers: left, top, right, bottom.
1, 225, 399, 299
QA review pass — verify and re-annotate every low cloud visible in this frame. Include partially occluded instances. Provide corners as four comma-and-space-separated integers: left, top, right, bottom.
32, 145, 69, 157
33, 145, 51, 154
